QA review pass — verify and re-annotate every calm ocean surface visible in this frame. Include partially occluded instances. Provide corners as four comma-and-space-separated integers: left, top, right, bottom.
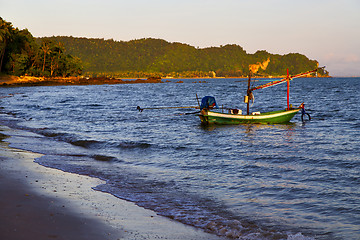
0, 77, 359, 239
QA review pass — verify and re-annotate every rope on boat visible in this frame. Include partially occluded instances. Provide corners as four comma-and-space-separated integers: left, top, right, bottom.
250, 92, 255, 107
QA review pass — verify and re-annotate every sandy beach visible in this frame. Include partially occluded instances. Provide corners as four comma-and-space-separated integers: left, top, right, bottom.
0, 126, 225, 240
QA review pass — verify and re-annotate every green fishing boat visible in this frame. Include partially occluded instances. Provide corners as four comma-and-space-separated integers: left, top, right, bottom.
199, 67, 322, 125
199, 108, 301, 125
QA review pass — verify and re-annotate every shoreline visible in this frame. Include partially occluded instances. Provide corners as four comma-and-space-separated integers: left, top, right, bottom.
0, 75, 163, 87
0, 126, 225, 240
0, 74, 331, 87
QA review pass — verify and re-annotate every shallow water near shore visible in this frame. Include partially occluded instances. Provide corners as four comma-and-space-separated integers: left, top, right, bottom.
1, 77, 359, 239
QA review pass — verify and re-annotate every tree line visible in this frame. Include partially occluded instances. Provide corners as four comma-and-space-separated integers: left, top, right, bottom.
1, 17, 329, 79
0, 17, 82, 77
41, 36, 329, 78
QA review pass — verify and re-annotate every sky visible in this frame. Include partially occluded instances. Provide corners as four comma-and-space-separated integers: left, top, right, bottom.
1, 0, 360, 76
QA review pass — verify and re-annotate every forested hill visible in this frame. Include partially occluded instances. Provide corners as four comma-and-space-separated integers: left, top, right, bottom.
39, 36, 329, 78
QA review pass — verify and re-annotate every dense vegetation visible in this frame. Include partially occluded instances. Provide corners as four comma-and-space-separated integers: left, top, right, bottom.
41, 36, 329, 78
1, 17, 328, 79
0, 17, 82, 77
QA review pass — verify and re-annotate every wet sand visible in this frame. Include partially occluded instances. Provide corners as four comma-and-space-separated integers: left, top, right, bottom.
0, 126, 225, 240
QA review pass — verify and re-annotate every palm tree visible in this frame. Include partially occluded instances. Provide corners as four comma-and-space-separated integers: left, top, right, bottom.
0, 18, 13, 72
41, 40, 51, 74
54, 41, 64, 76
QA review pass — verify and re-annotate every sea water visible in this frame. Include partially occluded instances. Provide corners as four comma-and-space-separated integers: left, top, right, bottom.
0, 77, 359, 239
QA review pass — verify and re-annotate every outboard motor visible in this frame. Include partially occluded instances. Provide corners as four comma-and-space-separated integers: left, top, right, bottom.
200, 96, 218, 110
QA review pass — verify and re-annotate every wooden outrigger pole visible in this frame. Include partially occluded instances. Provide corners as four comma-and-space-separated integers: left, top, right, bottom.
250, 67, 322, 91
248, 67, 323, 111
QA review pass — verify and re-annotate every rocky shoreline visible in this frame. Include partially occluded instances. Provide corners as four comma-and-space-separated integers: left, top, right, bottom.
0, 75, 163, 87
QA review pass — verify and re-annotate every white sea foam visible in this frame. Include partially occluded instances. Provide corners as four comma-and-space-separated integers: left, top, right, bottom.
287, 232, 315, 240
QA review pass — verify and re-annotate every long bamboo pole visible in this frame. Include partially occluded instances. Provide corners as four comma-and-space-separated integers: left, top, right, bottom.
195, 93, 201, 108
137, 106, 199, 112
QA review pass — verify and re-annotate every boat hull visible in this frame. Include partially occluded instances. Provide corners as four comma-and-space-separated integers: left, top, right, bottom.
199, 109, 301, 125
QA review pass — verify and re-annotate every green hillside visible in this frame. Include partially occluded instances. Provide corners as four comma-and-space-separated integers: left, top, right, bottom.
39, 36, 329, 78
